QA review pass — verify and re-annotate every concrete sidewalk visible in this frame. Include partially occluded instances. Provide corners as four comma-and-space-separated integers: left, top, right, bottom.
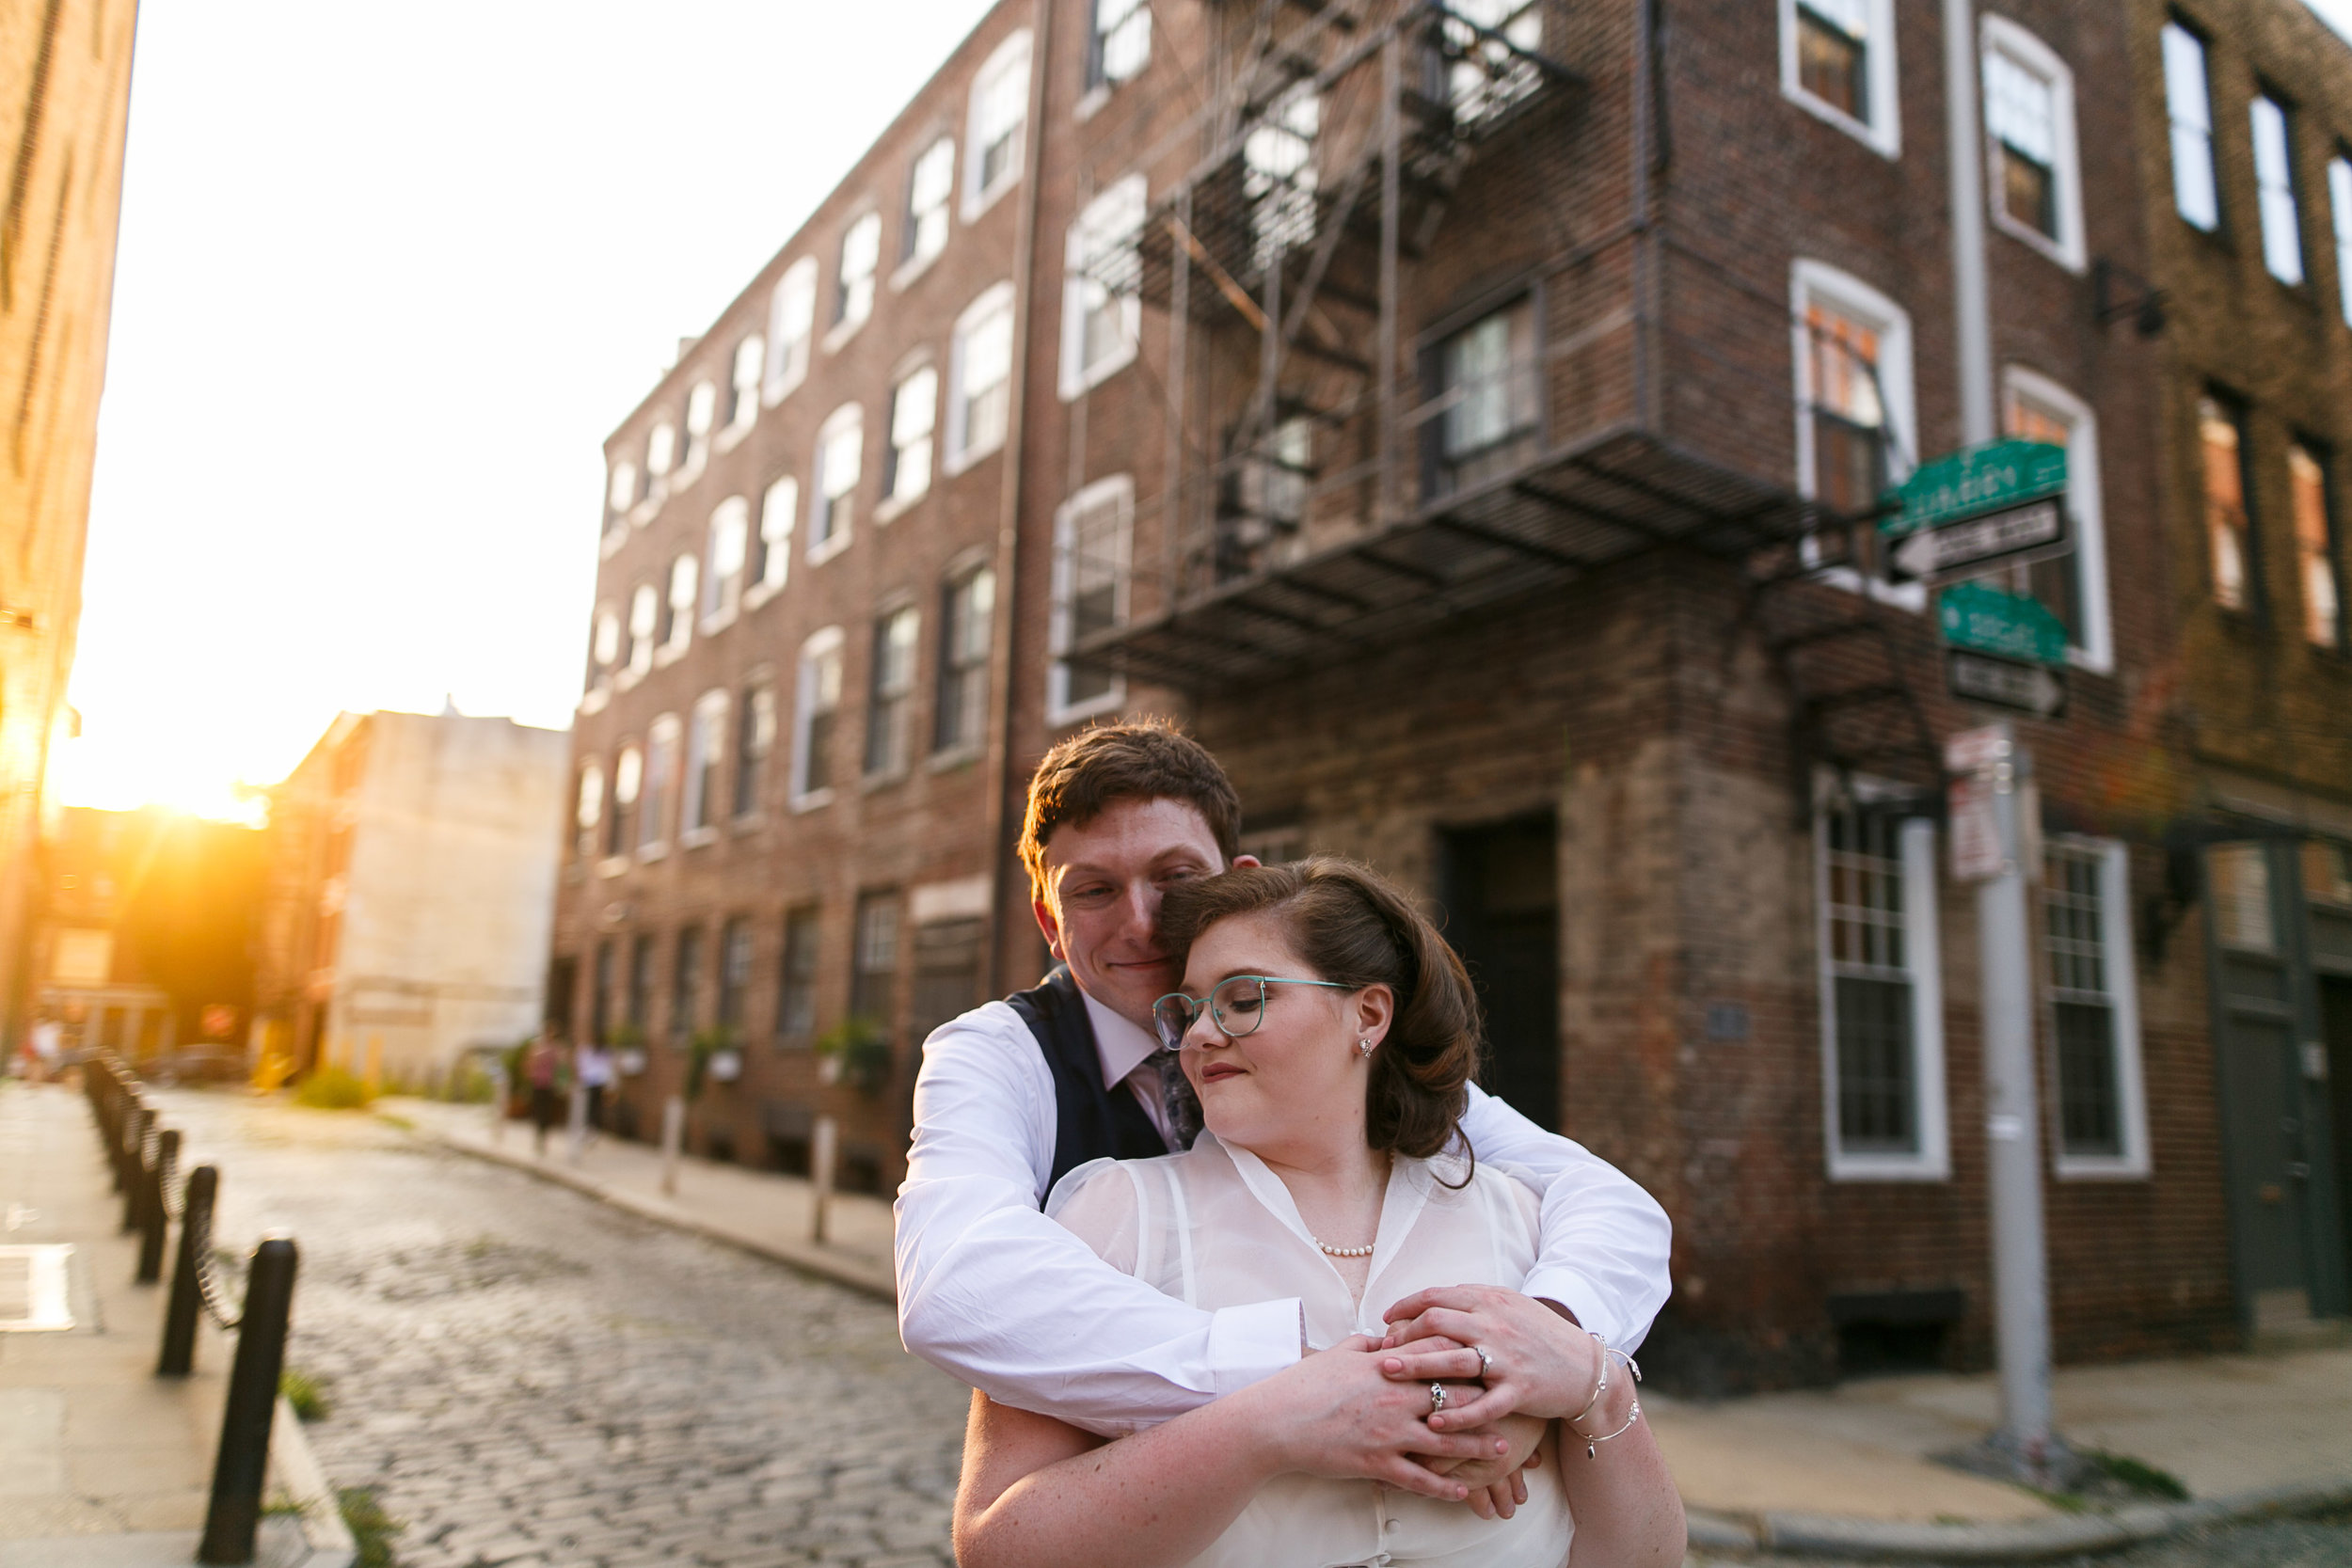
0, 1081, 347, 1568
390, 1092, 2352, 1561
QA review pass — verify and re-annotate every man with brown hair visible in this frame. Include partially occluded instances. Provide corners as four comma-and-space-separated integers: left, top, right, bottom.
896, 720, 1670, 1492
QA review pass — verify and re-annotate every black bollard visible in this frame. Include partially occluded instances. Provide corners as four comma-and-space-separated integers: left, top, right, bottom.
158, 1164, 216, 1377
136, 1129, 178, 1283
119, 1103, 150, 1215
198, 1236, 298, 1566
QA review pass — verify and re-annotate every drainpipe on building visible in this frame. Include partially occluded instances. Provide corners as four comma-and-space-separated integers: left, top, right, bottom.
1944, 0, 2065, 1486
980, 0, 1060, 997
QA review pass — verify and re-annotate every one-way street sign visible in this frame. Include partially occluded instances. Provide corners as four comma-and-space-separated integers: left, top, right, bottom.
1947, 648, 2067, 719
1889, 496, 2068, 582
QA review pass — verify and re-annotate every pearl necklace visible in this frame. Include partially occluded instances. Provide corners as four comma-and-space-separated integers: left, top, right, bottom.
1312, 1237, 1375, 1259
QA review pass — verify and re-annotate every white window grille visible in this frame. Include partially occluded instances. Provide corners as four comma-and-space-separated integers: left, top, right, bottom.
1436, 299, 1539, 494
646, 421, 677, 480
1779, 0, 1899, 157
904, 137, 956, 270
609, 745, 642, 856
626, 583, 659, 678
865, 605, 920, 778
2163, 24, 2219, 231
2252, 96, 2305, 285
949, 282, 1016, 469
1049, 476, 1132, 725
683, 690, 728, 837
967, 32, 1032, 216
2043, 838, 2150, 1178
835, 212, 882, 333
703, 498, 750, 628
1791, 259, 1917, 595
811, 404, 863, 560
765, 258, 818, 401
1089, 0, 1151, 90
662, 554, 698, 655
726, 335, 764, 431
682, 381, 717, 472
885, 365, 939, 507
1061, 176, 1146, 400
754, 475, 796, 596
641, 715, 681, 855
1817, 806, 1947, 1180
936, 564, 993, 754
608, 461, 639, 515
793, 627, 846, 807
1981, 20, 2083, 270
734, 683, 775, 819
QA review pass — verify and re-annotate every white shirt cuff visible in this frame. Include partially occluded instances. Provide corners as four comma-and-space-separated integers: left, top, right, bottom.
1206, 1298, 1305, 1397
1521, 1266, 1613, 1345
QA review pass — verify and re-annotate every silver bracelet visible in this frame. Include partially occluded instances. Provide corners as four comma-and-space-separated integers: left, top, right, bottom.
1566, 1331, 1609, 1429
1567, 1341, 1643, 1459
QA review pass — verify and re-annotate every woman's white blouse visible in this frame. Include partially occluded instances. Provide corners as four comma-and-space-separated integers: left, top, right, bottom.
1048, 1135, 1574, 1568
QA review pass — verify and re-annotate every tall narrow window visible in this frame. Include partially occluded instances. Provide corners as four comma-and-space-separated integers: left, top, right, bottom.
2201, 394, 2255, 614
1089, 0, 1150, 90
2291, 442, 2344, 651
1061, 177, 1146, 399
1981, 21, 2082, 268
608, 745, 641, 856
592, 942, 613, 1045
646, 421, 677, 483
811, 405, 864, 559
851, 891, 902, 1023
754, 476, 796, 595
662, 555, 698, 654
794, 628, 845, 806
950, 284, 1015, 468
682, 381, 717, 472
725, 335, 764, 432
734, 683, 775, 817
627, 583, 658, 678
2252, 95, 2305, 285
1781, 0, 1899, 154
703, 498, 749, 626
834, 212, 882, 334
766, 258, 818, 400
2163, 23, 2219, 231
628, 934, 654, 1035
866, 606, 920, 778
1443, 0, 1542, 124
2002, 370, 2111, 670
1245, 93, 1319, 269
608, 460, 640, 516
776, 906, 820, 1042
641, 717, 680, 853
2330, 155, 2352, 326
885, 365, 938, 507
968, 31, 1032, 215
1793, 261, 1915, 590
1436, 300, 1539, 494
936, 565, 994, 754
574, 761, 604, 863
587, 603, 620, 694
1819, 809, 1946, 1178
671, 927, 703, 1043
1050, 477, 1132, 723
683, 690, 727, 836
2043, 840, 2148, 1174
904, 136, 955, 269
718, 918, 753, 1034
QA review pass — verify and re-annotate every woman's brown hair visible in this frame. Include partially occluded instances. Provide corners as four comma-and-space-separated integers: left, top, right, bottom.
1157, 857, 1484, 1164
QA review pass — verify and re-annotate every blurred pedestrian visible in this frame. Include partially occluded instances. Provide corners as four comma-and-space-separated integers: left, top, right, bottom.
575, 1038, 613, 1140
24, 1015, 61, 1083
525, 1030, 564, 1157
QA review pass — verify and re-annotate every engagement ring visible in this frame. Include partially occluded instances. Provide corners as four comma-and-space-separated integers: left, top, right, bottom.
1428, 1382, 1447, 1414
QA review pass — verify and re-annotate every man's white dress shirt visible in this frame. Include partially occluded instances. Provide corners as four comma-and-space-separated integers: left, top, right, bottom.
894, 992, 1672, 1436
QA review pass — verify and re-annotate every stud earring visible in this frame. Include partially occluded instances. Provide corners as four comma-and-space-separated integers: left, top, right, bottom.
1357, 1037, 1375, 1057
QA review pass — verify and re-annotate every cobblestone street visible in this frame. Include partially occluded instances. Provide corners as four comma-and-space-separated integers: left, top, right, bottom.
152, 1090, 967, 1568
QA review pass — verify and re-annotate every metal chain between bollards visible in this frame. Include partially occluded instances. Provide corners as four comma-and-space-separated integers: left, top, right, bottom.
179, 1169, 243, 1332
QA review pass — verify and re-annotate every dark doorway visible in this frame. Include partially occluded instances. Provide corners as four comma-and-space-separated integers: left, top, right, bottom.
1442, 816, 1561, 1132
2325, 976, 2352, 1287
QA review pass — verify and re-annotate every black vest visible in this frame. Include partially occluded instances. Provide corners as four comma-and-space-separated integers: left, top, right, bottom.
1007, 967, 1173, 1191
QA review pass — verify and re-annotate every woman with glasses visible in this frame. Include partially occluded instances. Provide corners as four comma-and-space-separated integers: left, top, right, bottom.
953, 858, 1684, 1568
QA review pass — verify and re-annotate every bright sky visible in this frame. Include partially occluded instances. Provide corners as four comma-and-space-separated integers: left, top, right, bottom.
58, 1, 2352, 821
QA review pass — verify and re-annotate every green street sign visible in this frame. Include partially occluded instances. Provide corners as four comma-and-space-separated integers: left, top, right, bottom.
1883, 439, 2067, 536
1937, 579, 2069, 667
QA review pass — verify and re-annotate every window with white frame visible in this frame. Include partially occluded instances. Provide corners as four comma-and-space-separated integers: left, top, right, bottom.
2290, 440, 2344, 652
608, 744, 641, 856
1089, 0, 1150, 92
811, 404, 863, 559
1061, 175, 1146, 399
936, 563, 993, 754
2163, 23, 2219, 231
2201, 392, 2256, 614
588, 603, 620, 692
793, 627, 845, 806
703, 498, 750, 627
765, 258, 818, 401
2331, 154, 2352, 326
1442, 0, 1542, 126
1819, 805, 1947, 1179
641, 716, 681, 853
753, 475, 796, 596
834, 212, 882, 334
1981, 18, 2083, 270
683, 690, 727, 837
949, 283, 1015, 469
776, 906, 820, 1041
574, 761, 604, 862
608, 460, 639, 516
626, 582, 659, 678
865, 605, 920, 778
646, 420, 678, 482
734, 682, 774, 818
967, 31, 1032, 216
2001, 368, 2111, 672
2043, 838, 2150, 1176
1049, 476, 1132, 724
1435, 297, 1539, 495
1792, 260, 1915, 586
884, 364, 938, 508
903, 136, 956, 271
1246, 92, 1319, 270
1780, 0, 1899, 157
725, 335, 764, 432
661, 554, 698, 655
2252, 94, 2306, 285
682, 381, 717, 473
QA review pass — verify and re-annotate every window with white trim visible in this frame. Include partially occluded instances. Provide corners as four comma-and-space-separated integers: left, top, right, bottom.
1061, 175, 1146, 399
1981, 18, 2083, 270
967, 31, 1031, 217
1246, 92, 1318, 269
865, 605, 920, 779
776, 906, 819, 1041
949, 283, 1015, 470
1818, 805, 1947, 1179
765, 258, 818, 401
1780, 0, 1899, 157
660, 554, 697, 656
2001, 368, 2112, 672
587, 603, 620, 693
1049, 476, 1132, 724
683, 689, 727, 838
734, 682, 774, 818
1088, 0, 1150, 92
936, 563, 993, 754
793, 627, 845, 806
2164, 23, 2219, 231
2043, 838, 2150, 1176
1442, 0, 1542, 126
884, 364, 938, 508
1434, 298, 1539, 496
2201, 392, 2256, 614
2330, 154, 2352, 326
903, 136, 955, 270
725, 335, 764, 432
834, 212, 882, 334
1792, 260, 1916, 589
574, 761, 604, 862
626, 582, 658, 678
753, 476, 796, 596
608, 460, 639, 515
2290, 440, 2344, 652
682, 380, 717, 473
811, 405, 863, 560
703, 497, 749, 628
641, 715, 681, 854
718, 918, 753, 1032
646, 420, 677, 483
2252, 94, 2305, 285
608, 744, 641, 856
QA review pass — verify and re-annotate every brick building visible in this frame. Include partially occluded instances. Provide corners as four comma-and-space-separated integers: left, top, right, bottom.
552, 0, 2352, 1386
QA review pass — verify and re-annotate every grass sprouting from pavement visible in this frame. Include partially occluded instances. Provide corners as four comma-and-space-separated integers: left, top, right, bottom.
280, 1367, 330, 1421
2085, 1449, 2190, 1501
339, 1487, 403, 1568
295, 1067, 375, 1110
